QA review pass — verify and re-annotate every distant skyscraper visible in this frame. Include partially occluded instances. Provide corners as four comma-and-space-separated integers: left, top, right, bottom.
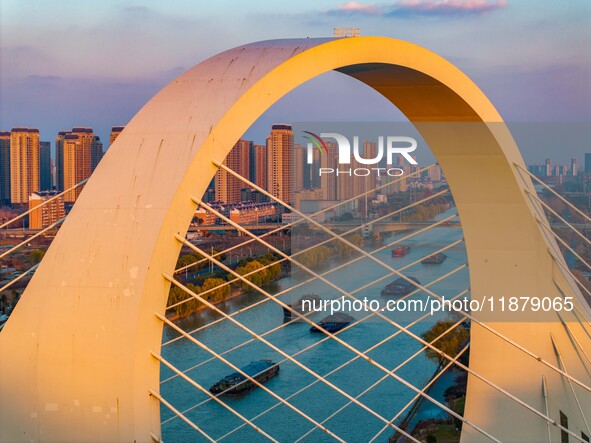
39, 141, 51, 190
362, 141, 378, 197
91, 135, 103, 171
336, 167, 354, 201
59, 127, 103, 202
585, 153, 591, 174
248, 142, 256, 183
320, 141, 337, 201
293, 144, 305, 192
0, 131, 10, 205
251, 144, 268, 190
63, 133, 86, 202
55, 131, 67, 191
545, 159, 552, 177
215, 139, 250, 203
571, 158, 578, 176
110, 126, 125, 146
10, 128, 40, 205
335, 143, 375, 209
302, 147, 320, 190
238, 139, 250, 178
267, 124, 293, 204
63, 134, 78, 201
50, 158, 56, 190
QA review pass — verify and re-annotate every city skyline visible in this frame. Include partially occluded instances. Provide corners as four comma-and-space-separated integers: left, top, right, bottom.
0, 122, 588, 207
2, 122, 590, 166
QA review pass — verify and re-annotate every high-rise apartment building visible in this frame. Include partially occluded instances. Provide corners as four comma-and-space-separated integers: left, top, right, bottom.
215, 139, 251, 203
360, 141, 378, 199
251, 144, 268, 190
56, 127, 103, 201
267, 124, 293, 205
302, 147, 320, 190
39, 141, 51, 190
63, 132, 87, 202
293, 144, 305, 192
55, 131, 67, 192
353, 141, 379, 217
29, 191, 66, 229
571, 158, 578, 177
585, 153, 591, 175
10, 128, 40, 205
0, 131, 10, 205
110, 126, 125, 146
91, 134, 103, 171
319, 141, 337, 201
528, 159, 580, 179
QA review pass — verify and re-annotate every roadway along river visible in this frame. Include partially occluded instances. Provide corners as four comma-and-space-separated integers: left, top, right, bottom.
161, 225, 467, 442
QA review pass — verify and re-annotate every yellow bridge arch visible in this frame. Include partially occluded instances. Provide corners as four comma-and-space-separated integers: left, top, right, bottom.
1, 37, 590, 442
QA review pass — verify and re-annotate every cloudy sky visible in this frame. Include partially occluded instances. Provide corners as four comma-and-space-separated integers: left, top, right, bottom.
1, 0, 590, 162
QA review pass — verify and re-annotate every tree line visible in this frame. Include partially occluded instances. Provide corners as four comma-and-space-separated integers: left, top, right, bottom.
296, 233, 364, 268
167, 252, 282, 318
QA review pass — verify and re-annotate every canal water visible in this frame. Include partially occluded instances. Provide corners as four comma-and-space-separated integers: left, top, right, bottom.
161, 225, 468, 442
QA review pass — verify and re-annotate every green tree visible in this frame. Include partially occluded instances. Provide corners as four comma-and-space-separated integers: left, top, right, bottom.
201, 278, 229, 303
422, 321, 469, 368
167, 283, 208, 317
29, 249, 45, 265
347, 233, 363, 247
167, 286, 187, 307
298, 245, 333, 268
236, 260, 268, 290
267, 262, 281, 281
176, 253, 207, 270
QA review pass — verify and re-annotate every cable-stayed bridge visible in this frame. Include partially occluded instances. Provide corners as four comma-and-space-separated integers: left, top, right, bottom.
1, 37, 590, 443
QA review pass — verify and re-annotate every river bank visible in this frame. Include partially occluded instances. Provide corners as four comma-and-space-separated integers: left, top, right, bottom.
166, 270, 288, 323
390, 365, 467, 442
165, 285, 245, 323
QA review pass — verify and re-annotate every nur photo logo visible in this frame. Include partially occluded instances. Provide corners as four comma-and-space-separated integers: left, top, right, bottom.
303, 131, 418, 177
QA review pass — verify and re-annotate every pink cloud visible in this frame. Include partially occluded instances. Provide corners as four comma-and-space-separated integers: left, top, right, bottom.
327, 0, 508, 16
331, 2, 381, 15
395, 0, 508, 14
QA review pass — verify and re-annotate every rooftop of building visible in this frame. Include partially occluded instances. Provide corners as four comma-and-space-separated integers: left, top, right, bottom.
30, 190, 62, 199
71, 127, 93, 133
271, 124, 292, 131
11, 127, 39, 133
